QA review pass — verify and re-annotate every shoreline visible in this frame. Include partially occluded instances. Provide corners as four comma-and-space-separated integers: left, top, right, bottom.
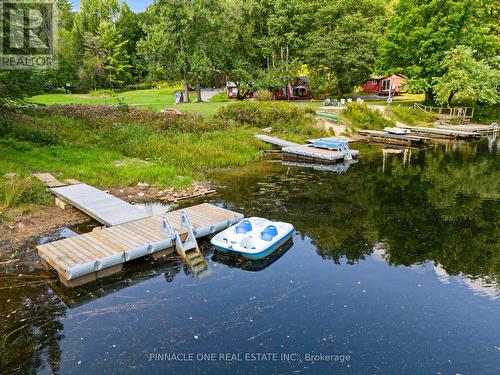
0, 181, 217, 258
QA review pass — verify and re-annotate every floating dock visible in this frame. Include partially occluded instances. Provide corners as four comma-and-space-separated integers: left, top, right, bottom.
434, 123, 498, 134
397, 125, 481, 139
37, 203, 243, 287
256, 134, 359, 164
50, 183, 151, 226
282, 144, 359, 163
357, 130, 430, 145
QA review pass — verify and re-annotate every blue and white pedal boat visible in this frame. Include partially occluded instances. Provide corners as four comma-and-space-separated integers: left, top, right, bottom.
210, 217, 294, 260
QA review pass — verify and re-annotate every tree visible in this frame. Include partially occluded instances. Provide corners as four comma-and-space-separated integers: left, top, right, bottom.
305, 0, 387, 97
0, 72, 44, 104
378, 0, 499, 103
140, 0, 226, 102
433, 46, 500, 105
79, 33, 106, 91
116, 2, 145, 80
98, 21, 131, 89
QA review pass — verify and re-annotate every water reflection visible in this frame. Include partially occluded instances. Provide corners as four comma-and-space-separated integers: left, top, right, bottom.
0, 138, 498, 374
209, 139, 499, 294
212, 239, 294, 272
0, 260, 65, 374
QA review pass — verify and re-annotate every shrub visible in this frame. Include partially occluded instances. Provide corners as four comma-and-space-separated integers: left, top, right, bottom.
254, 89, 274, 101
35, 104, 230, 133
215, 101, 308, 128
342, 103, 395, 130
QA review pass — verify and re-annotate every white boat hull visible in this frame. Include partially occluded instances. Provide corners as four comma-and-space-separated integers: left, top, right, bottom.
210, 217, 294, 259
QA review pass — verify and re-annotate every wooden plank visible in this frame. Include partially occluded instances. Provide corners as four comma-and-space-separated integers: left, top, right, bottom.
169, 208, 220, 226
92, 231, 142, 252
73, 236, 115, 258
33, 173, 67, 188
49, 184, 150, 226
185, 203, 239, 222
74, 235, 117, 257
106, 226, 152, 246
42, 242, 82, 266
89, 231, 126, 253
37, 244, 74, 270
122, 221, 168, 241
55, 239, 96, 263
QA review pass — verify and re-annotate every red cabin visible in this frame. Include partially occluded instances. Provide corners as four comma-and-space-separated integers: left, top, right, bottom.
273, 76, 312, 100
362, 74, 406, 95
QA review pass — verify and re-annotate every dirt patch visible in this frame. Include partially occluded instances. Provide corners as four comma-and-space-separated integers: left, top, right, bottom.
0, 206, 88, 258
107, 181, 217, 204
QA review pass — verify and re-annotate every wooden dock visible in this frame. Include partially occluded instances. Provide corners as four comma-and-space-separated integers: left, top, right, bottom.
398, 125, 481, 139
357, 130, 430, 145
434, 123, 498, 134
37, 203, 243, 287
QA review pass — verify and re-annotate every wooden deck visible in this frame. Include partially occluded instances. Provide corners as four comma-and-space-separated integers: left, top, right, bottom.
37, 203, 243, 287
50, 183, 151, 226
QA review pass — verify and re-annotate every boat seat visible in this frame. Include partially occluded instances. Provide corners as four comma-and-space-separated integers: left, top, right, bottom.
261, 225, 278, 241
235, 219, 252, 234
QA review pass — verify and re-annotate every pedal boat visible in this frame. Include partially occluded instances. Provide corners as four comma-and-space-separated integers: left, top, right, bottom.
210, 217, 294, 260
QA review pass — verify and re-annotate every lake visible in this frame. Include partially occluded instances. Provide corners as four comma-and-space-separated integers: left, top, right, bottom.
1, 138, 499, 374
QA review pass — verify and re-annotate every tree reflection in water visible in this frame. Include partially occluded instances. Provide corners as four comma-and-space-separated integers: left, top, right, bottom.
0, 261, 65, 374
211, 139, 499, 288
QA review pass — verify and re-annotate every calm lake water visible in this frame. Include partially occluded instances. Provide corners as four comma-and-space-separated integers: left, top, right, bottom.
1, 138, 499, 374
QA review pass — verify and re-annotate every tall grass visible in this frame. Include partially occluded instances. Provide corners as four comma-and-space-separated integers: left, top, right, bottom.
1, 102, 321, 192
0, 176, 51, 210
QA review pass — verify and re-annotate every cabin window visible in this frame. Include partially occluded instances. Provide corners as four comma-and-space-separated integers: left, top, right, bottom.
382, 80, 391, 91
371, 79, 378, 85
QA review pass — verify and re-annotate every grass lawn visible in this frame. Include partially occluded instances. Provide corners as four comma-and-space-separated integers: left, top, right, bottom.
30, 89, 325, 116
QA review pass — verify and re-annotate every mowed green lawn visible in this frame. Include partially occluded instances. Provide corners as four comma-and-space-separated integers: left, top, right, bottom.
29, 89, 324, 116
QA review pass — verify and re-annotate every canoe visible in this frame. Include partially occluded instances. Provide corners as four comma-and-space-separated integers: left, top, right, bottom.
316, 112, 339, 121
210, 217, 294, 260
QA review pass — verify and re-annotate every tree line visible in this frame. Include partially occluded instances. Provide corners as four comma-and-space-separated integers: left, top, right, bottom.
1, 0, 499, 105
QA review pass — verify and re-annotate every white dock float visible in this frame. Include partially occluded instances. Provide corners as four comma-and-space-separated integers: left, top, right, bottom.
50, 184, 151, 226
